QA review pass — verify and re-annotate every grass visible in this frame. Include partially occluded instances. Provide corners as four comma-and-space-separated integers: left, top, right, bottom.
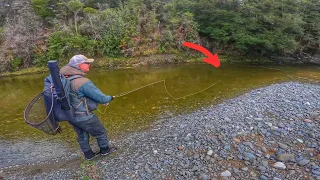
0, 67, 48, 77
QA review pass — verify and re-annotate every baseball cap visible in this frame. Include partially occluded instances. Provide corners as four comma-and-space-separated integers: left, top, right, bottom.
68, 55, 94, 67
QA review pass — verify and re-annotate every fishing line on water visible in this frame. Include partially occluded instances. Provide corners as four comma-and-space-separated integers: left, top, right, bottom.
97, 80, 221, 114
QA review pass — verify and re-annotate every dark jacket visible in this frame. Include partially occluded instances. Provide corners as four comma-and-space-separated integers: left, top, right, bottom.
60, 65, 113, 121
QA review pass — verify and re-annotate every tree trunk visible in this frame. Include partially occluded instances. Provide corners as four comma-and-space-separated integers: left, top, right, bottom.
74, 12, 78, 34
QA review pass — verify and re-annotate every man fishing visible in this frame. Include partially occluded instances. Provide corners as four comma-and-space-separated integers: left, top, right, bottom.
60, 55, 116, 160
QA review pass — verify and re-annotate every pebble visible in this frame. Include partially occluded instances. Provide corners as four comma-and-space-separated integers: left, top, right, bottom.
233, 138, 241, 143
298, 159, 310, 166
221, 170, 231, 177
273, 162, 286, 169
242, 167, 249, 171
233, 168, 240, 174
260, 175, 268, 180
261, 147, 267, 153
258, 166, 266, 172
184, 135, 191, 142
278, 143, 288, 149
262, 161, 269, 167
273, 177, 281, 180
313, 170, 320, 176
313, 165, 320, 170
304, 119, 312, 123
244, 152, 256, 160
278, 123, 285, 128
243, 142, 253, 147
297, 139, 304, 143
261, 129, 268, 134
277, 154, 295, 162
70, 153, 78, 158
207, 150, 213, 156
191, 165, 199, 172
289, 170, 295, 175
200, 174, 210, 180
224, 145, 231, 150
250, 171, 257, 177
178, 146, 184, 150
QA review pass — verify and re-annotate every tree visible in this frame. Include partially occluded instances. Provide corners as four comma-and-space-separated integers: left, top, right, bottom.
4, 6, 42, 68
83, 7, 97, 28
31, 0, 55, 20
67, 0, 84, 34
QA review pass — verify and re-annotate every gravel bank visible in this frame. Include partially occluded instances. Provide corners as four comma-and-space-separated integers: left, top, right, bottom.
2, 82, 320, 180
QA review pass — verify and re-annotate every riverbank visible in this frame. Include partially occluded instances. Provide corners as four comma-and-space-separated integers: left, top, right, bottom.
0, 54, 280, 78
1, 81, 319, 179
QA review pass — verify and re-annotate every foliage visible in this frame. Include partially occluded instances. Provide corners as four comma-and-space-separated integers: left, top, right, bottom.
4, 6, 42, 68
34, 31, 96, 66
67, 0, 85, 34
11, 57, 23, 71
0, 0, 320, 72
31, 0, 55, 19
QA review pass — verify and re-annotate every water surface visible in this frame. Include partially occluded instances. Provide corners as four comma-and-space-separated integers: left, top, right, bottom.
0, 63, 319, 147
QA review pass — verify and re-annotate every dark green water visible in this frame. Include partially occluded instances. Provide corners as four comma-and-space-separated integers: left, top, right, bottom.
0, 64, 319, 146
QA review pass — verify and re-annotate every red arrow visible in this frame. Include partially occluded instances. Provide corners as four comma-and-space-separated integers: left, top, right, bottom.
183, 42, 220, 68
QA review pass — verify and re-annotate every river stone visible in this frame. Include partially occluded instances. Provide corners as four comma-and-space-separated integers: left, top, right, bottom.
244, 152, 256, 160
313, 165, 320, 170
261, 129, 268, 134
297, 139, 304, 143
258, 166, 266, 172
200, 174, 210, 180
277, 154, 295, 162
242, 167, 248, 171
191, 166, 199, 172
278, 143, 288, 149
273, 162, 286, 169
260, 175, 268, 180
221, 170, 231, 177
233, 168, 240, 174
207, 150, 214, 156
313, 170, 320, 176
262, 160, 269, 167
261, 147, 267, 153
243, 142, 253, 147
289, 170, 295, 175
298, 159, 310, 166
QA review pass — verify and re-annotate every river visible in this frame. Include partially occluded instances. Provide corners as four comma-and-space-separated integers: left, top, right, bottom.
0, 63, 319, 168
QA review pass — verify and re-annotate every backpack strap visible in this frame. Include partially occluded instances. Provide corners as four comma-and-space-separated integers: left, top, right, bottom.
66, 75, 91, 116
66, 75, 83, 82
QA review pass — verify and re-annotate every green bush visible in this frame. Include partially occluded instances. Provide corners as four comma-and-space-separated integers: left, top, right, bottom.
11, 57, 23, 71
34, 31, 96, 66
31, 0, 55, 19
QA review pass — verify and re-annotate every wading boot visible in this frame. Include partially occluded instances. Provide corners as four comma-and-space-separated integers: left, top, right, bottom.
84, 149, 99, 160
100, 146, 117, 156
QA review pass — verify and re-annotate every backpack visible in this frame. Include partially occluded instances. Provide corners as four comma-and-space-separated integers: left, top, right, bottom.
43, 74, 83, 122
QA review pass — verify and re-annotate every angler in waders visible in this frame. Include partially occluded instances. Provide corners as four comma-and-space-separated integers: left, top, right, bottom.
60, 55, 116, 160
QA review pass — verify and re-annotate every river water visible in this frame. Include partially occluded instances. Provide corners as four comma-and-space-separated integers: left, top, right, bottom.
0, 63, 319, 168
